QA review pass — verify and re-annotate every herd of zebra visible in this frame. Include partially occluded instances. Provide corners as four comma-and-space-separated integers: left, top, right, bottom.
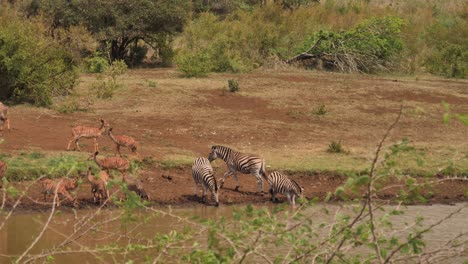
0, 102, 304, 207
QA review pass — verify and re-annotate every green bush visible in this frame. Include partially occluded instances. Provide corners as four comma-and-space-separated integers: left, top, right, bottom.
90, 60, 128, 98
83, 55, 109, 73
296, 16, 405, 73
0, 13, 78, 106
327, 140, 345, 153
424, 17, 468, 78
175, 50, 213, 77
228, 79, 240, 93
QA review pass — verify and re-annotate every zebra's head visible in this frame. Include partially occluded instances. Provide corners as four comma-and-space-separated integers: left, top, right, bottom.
292, 179, 304, 199
208, 146, 219, 162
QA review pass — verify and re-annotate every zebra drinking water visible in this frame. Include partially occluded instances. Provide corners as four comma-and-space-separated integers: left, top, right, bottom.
208, 145, 267, 193
192, 157, 219, 206
267, 171, 304, 206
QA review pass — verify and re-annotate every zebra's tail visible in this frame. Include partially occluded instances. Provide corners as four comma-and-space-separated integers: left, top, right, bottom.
260, 159, 268, 180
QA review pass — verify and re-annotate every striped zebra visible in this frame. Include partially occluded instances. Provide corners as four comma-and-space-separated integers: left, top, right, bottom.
192, 157, 219, 207
208, 145, 267, 193
267, 171, 304, 206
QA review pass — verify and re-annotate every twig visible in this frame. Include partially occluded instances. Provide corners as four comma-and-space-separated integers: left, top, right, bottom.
16, 184, 59, 263
383, 204, 467, 263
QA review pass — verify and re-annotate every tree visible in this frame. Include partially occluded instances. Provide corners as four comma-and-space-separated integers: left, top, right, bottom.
0, 9, 78, 106
38, 0, 191, 62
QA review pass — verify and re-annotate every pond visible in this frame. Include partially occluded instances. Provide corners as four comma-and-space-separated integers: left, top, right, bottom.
1, 203, 467, 263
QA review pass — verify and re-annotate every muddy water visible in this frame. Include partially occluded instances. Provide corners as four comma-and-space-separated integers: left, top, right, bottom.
1, 204, 467, 263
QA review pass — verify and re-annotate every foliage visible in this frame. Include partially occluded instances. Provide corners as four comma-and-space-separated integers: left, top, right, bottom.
442, 101, 468, 126
83, 54, 110, 73
296, 16, 405, 73
36, 0, 191, 63
175, 7, 284, 76
175, 50, 213, 77
2, 152, 89, 181
90, 60, 128, 99
312, 104, 327, 115
327, 140, 345, 153
424, 16, 468, 78
0, 11, 78, 106
227, 79, 240, 93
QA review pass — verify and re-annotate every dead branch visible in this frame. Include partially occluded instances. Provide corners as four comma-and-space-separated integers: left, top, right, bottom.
286, 36, 323, 64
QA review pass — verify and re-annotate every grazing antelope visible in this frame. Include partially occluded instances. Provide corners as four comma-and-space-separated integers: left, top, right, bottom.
66, 119, 108, 152
0, 102, 10, 131
0, 160, 7, 188
208, 145, 267, 193
267, 171, 304, 206
192, 157, 219, 206
123, 173, 149, 200
88, 151, 130, 176
107, 127, 141, 160
83, 167, 109, 204
40, 177, 79, 207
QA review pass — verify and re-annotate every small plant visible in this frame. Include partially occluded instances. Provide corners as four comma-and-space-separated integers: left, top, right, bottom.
228, 79, 240, 93
312, 104, 327, 115
83, 55, 110, 73
90, 60, 128, 99
147, 80, 157, 88
55, 98, 92, 114
327, 140, 345, 153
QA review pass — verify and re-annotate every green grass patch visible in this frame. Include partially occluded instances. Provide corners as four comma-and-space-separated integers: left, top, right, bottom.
2, 151, 91, 181
159, 154, 194, 170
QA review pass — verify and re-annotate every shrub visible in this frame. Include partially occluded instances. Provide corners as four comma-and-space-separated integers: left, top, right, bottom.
83, 55, 109, 73
424, 17, 468, 78
327, 140, 345, 153
228, 79, 240, 93
0, 14, 79, 106
295, 16, 405, 73
90, 60, 127, 98
175, 50, 213, 77
312, 104, 327, 115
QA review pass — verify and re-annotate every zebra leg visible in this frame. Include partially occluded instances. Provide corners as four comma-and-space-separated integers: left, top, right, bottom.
253, 172, 263, 194
287, 193, 293, 206
233, 171, 240, 191
201, 184, 207, 204
219, 171, 232, 189
270, 189, 276, 202
194, 182, 199, 197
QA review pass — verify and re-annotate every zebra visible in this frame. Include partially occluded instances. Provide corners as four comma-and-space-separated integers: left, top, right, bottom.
208, 145, 267, 193
267, 171, 304, 206
192, 157, 219, 207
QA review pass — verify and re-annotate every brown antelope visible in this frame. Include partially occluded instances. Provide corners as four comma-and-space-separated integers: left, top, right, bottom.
88, 151, 130, 176
83, 167, 109, 204
0, 102, 10, 131
66, 119, 108, 152
0, 160, 7, 188
40, 177, 79, 207
107, 127, 142, 160
123, 173, 149, 200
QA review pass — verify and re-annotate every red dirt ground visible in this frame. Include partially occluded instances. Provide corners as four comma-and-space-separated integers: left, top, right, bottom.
0, 69, 467, 210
